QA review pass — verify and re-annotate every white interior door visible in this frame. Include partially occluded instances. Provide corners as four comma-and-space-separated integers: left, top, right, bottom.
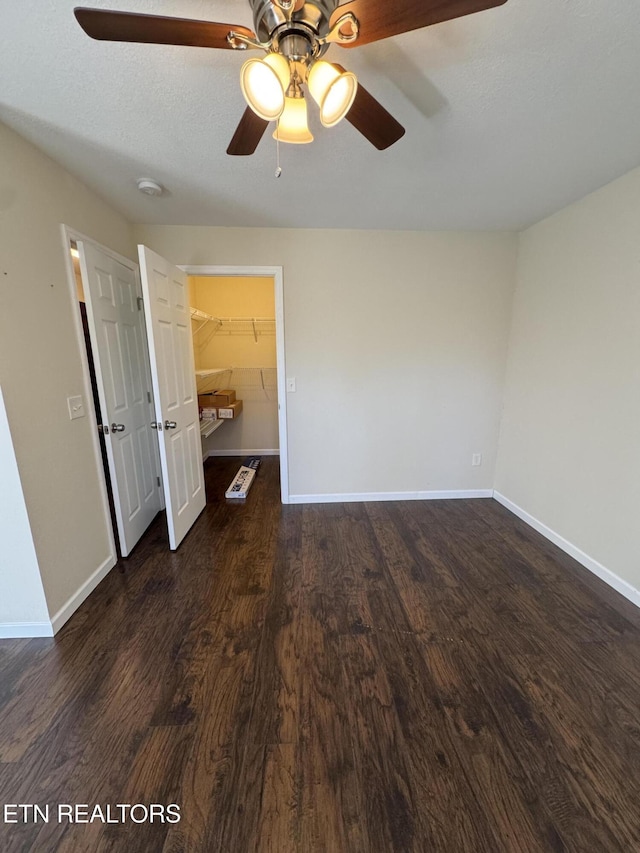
78, 242, 162, 557
138, 246, 206, 549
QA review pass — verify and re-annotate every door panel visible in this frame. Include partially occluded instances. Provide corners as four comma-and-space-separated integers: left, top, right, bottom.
103, 320, 127, 409
170, 431, 189, 512
187, 423, 201, 497
78, 242, 162, 556
138, 246, 205, 550
121, 434, 140, 518
136, 425, 155, 501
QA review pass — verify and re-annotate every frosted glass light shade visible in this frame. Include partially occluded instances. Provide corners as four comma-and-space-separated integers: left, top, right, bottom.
308, 61, 358, 127
273, 97, 314, 144
240, 53, 290, 121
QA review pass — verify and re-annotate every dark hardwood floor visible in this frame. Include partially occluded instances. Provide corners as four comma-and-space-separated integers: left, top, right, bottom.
1, 456, 640, 852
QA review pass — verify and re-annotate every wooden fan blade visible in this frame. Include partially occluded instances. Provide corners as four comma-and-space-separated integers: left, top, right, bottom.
227, 108, 269, 155
74, 8, 255, 49
339, 73, 405, 150
330, 0, 508, 48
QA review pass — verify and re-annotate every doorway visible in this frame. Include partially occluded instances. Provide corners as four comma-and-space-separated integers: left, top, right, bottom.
182, 265, 289, 504
63, 241, 290, 567
63, 227, 163, 559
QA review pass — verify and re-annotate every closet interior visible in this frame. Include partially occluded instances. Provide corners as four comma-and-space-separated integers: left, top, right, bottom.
189, 275, 279, 460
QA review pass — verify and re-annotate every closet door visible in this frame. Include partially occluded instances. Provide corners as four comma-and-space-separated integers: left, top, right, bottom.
78, 242, 162, 556
138, 246, 205, 550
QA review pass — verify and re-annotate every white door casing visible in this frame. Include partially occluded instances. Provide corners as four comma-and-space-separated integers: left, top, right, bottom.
78, 242, 162, 557
138, 246, 206, 549
180, 264, 289, 504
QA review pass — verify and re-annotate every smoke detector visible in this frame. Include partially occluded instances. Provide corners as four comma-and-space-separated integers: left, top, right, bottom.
136, 178, 163, 197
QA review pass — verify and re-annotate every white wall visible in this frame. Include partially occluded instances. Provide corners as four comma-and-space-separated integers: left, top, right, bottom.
496, 166, 640, 595
0, 387, 51, 636
0, 120, 135, 624
135, 225, 517, 499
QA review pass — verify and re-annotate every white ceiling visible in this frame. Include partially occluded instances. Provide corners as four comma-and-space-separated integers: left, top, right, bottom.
2, 0, 640, 230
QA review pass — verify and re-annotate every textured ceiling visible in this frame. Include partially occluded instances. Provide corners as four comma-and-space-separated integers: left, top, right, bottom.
2, 0, 640, 230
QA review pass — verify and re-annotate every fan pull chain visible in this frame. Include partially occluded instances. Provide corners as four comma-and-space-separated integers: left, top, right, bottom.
275, 123, 282, 178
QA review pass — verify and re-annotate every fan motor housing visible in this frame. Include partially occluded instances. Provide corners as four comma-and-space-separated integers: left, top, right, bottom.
250, 0, 338, 43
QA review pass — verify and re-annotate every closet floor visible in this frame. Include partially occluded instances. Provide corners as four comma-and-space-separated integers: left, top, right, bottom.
1, 457, 640, 852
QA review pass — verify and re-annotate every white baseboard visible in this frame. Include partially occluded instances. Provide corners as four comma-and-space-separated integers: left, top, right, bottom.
0, 621, 54, 639
493, 491, 640, 609
288, 489, 493, 505
205, 449, 279, 458
49, 553, 117, 635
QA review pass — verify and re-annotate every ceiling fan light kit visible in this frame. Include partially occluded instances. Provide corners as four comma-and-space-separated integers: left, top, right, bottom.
74, 0, 508, 156
240, 52, 291, 121
274, 96, 314, 143
241, 52, 356, 136
307, 60, 357, 127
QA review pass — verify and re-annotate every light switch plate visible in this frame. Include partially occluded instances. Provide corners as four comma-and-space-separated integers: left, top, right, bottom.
67, 395, 85, 420
286, 377, 296, 393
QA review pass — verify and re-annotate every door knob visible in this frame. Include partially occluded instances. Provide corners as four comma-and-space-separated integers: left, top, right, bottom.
164, 420, 177, 430
111, 423, 126, 432
150, 421, 162, 430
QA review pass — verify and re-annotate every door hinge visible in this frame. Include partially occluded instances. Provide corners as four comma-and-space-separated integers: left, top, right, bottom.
156, 476, 161, 487
137, 296, 144, 311
147, 391, 152, 403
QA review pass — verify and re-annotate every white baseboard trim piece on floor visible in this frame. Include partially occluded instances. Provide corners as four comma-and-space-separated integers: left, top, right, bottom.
49, 553, 117, 635
288, 489, 494, 505
205, 449, 279, 457
0, 621, 54, 639
493, 491, 640, 610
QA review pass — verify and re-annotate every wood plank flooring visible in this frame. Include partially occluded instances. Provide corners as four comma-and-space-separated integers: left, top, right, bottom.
1, 456, 640, 852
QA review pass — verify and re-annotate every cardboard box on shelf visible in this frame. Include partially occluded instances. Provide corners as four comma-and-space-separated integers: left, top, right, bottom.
200, 408, 217, 420
217, 400, 243, 419
198, 390, 236, 408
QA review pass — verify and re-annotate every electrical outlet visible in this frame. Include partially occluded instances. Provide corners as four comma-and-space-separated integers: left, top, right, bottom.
286, 377, 296, 393
68, 395, 85, 420
472, 453, 482, 467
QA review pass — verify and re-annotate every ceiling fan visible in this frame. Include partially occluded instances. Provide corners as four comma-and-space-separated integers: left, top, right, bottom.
74, 0, 507, 156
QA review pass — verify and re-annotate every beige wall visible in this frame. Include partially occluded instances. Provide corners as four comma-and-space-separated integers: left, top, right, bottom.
496, 166, 640, 592
191, 276, 278, 453
0, 121, 135, 621
135, 225, 517, 498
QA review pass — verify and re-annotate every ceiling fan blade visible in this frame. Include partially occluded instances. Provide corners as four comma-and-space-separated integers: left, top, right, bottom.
330, 0, 508, 48
74, 8, 256, 49
339, 73, 405, 150
227, 108, 269, 155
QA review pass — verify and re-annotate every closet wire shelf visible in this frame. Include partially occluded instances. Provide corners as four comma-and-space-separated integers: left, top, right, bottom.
200, 418, 224, 439
190, 308, 275, 342
196, 368, 277, 394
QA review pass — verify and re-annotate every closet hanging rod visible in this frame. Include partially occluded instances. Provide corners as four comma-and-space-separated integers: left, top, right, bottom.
190, 308, 218, 334
196, 367, 277, 392
190, 308, 275, 335
195, 367, 231, 379
190, 308, 274, 324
